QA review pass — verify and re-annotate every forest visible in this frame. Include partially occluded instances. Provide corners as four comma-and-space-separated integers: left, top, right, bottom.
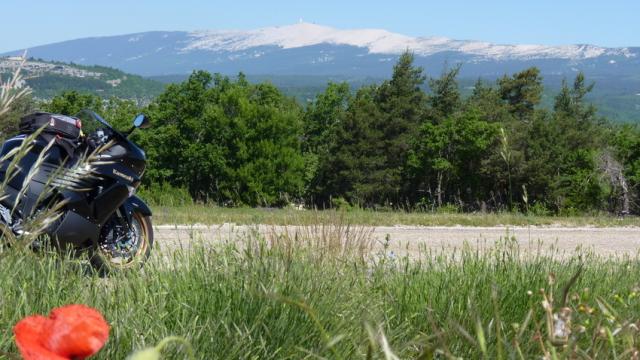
3, 52, 640, 215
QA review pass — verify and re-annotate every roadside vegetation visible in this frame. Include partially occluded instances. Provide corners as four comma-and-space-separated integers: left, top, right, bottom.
1, 228, 640, 359
150, 204, 640, 228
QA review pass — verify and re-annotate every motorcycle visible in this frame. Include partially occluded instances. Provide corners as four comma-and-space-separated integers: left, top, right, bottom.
0, 109, 153, 273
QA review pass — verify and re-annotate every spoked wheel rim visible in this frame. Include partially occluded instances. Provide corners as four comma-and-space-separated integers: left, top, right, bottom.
98, 212, 150, 269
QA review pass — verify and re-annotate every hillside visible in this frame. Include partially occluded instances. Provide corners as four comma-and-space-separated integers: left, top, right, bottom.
0, 57, 165, 102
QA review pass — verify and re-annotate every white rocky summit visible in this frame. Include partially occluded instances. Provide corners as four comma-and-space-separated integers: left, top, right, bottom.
183, 22, 634, 60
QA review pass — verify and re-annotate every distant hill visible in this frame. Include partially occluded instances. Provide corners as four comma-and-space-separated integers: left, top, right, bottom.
0, 57, 165, 102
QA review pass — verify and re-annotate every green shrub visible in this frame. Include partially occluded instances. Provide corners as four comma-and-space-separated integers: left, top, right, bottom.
137, 182, 193, 206
436, 203, 461, 214
528, 201, 551, 216
330, 196, 353, 210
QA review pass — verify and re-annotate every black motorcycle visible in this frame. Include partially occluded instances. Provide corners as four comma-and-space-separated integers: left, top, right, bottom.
0, 110, 153, 272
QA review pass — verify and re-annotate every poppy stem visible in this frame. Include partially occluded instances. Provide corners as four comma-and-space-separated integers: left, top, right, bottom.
156, 336, 195, 360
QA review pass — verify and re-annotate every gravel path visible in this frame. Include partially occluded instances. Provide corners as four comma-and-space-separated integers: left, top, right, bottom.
153, 224, 640, 257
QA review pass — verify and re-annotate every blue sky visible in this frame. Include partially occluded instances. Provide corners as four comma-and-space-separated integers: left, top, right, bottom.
1, 0, 638, 52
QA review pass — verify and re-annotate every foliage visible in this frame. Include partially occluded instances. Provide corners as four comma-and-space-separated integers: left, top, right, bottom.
427, 64, 462, 121
498, 67, 543, 120
45, 91, 104, 115
304, 54, 624, 213
374, 53, 429, 203
42, 90, 140, 131
310, 85, 385, 206
137, 183, 193, 207
26, 51, 640, 213
310, 53, 428, 207
302, 82, 351, 197
0, 94, 37, 139
0, 57, 34, 139
149, 205, 640, 228
406, 109, 499, 208
612, 124, 640, 210
13, 58, 165, 102
26, 74, 164, 102
140, 72, 305, 206
2, 232, 640, 358
303, 82, 351, 155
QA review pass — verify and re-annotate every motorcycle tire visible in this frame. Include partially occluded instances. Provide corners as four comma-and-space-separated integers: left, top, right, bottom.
90, 210, 153, 274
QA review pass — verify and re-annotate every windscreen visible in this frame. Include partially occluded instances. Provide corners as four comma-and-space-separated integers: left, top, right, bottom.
74, 110, 112, 136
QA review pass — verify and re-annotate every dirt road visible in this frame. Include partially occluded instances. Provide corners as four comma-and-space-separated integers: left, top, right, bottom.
154, 224, 640, 257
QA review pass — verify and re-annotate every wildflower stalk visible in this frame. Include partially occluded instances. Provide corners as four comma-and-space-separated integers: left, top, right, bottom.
492, 285, 505, 360
0, 53, 30, 119
128, 336, 195, 360
156, 336, 195, 359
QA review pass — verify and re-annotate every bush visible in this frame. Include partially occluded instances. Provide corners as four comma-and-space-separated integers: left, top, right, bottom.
330, 196, 354, 211
436, 203, 461, 214
137, 182, 193, 206
528, 201, 552, 216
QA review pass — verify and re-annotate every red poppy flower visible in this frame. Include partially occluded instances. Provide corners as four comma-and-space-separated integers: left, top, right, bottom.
14, 304, 110, 360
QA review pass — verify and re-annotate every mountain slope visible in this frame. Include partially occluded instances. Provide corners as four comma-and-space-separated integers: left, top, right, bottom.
184, 23, 633, 60
3, 23, 639, 78
0, 57, 165, 101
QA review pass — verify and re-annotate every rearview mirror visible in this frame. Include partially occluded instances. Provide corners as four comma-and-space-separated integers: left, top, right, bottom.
133, 114, 151, 129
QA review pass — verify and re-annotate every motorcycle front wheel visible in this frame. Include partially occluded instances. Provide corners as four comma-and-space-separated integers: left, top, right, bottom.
91, 210, 153, 274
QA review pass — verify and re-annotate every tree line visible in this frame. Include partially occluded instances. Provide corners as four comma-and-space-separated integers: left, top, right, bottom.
3, 52, 640, 214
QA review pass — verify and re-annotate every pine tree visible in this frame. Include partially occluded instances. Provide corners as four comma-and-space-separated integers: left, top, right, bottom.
374, 51, 428, 203
314, 86, 384, 206
498, 67, 543, 120
427, 64, 462, 122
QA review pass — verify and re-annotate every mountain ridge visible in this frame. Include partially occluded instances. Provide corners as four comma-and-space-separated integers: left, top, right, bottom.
2, 23, 639, 78
183, 22, 635, 60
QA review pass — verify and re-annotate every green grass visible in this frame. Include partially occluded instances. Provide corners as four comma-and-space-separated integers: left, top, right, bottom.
151, 204, 640, 227
1, 228, 640, 359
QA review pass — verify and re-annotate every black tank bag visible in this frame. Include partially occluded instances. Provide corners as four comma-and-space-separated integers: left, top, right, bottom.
19, 112, 81, 139
19, 112, 81, 160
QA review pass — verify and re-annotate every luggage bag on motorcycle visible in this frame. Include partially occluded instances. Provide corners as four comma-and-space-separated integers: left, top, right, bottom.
19, 112, 81, 140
